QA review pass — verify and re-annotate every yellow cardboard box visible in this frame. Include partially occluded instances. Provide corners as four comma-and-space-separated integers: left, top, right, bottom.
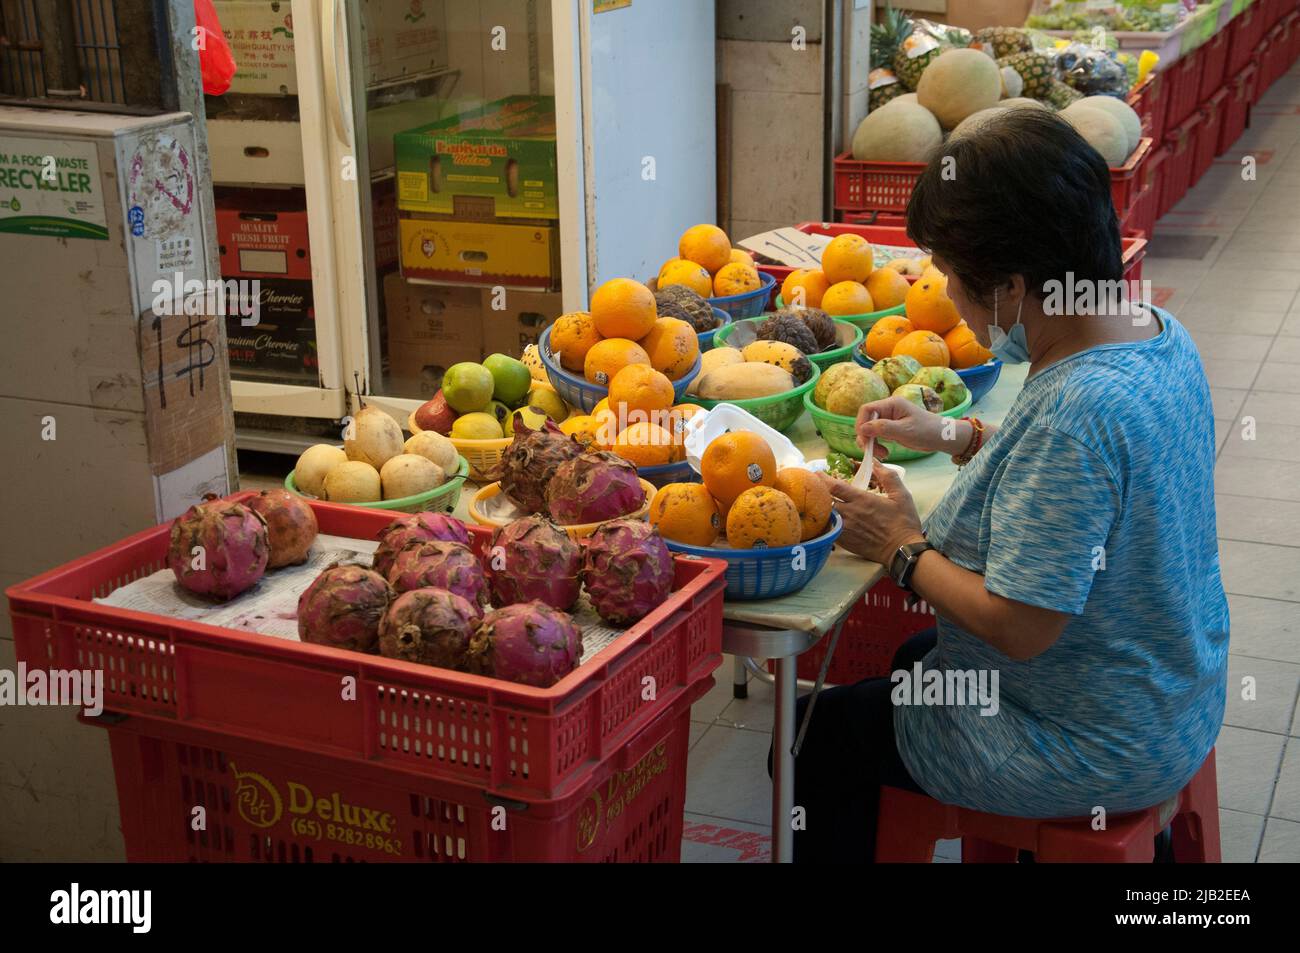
398, 216, 558, 288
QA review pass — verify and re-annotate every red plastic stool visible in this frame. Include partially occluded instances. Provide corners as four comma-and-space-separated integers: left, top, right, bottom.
876, 749, 1221, 863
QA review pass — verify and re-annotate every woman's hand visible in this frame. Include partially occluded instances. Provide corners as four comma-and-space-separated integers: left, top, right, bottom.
818, 463, 925, 565
856, 395, 961, 457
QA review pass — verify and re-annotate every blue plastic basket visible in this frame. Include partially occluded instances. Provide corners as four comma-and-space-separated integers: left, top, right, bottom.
851, 348, 1002, 408
709, 270, 777, 320
638, 458, 701, 489
538, 325, 702, 413
664, 511, 843, 601
698, 306, 731, 351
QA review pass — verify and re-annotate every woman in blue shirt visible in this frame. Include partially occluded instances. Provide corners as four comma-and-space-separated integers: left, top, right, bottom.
788, 109, 1229, 862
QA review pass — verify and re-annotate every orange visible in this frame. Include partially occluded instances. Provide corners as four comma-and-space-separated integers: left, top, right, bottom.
589, 403, 619, 450
608, 364, 675, 421
773, 468, 834, 541
893, 329, 950, 368
701, 431, 777, 506
864, 315, 915, 361
657, 257, 685, 282
613, 422, 680, 468
865, 267, 910, 311
678, 223, 732, 273
820, 280, 874, 317
729, 248, 754, 266
639, 317, 700, 380
905, 271, 961, 334
821, 234, 874, 284
713, 262, 761, 297
657, 259, 713, 298
782, 269, 831, 308
592, 396, 611, 416
781, 269, 808, 306
943, 321, 994, 370
725, 486, 802, 549
584, 337, 651, 386
591, 277, 658, 339
549, 312, 601, 373
649, 482, 721, 547
662, 403, 703, 450
560, 414, 603, 452
716, 494, 734, 529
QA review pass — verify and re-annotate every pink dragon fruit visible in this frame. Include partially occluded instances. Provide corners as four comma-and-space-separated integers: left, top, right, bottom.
581, 519, 674, 626
246, 488, 318, 568
384, 540, 490, 613
469, 602, 583, 688
489, 416, 582, 514
378, 588, 480, 670
167, 497, 270, 601
297, 563, 394, 653
488, 516, 582, 610
372, 512, 471, 578
545, 452, 644, 525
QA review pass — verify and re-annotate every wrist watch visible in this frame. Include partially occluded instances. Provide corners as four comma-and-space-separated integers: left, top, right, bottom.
888, 540, 934, 592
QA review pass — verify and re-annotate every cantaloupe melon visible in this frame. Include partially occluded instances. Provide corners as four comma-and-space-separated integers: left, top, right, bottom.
851, 101, 943, 162
916, 48, 1002, 130
1062, 105, 1130, 166
881, 92, 918, 110
950, 106, 1007, 139
1001, 97, 1049, 110
1070, 96, 1142, 156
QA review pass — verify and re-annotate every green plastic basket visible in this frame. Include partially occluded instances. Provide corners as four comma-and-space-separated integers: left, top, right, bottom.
774, 293, 906, 333
285, 454, 470, 513
683, 361, 820, 433
804, 390, 973, 462
714, 316, 863, 370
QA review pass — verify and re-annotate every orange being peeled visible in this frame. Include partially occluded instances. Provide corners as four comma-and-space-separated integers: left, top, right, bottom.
679, 223, 732, 273
863, 315, 914, 361
772, 468, 833, 541
550, 312, 601, 372
820, 280, 874, 317
821, 234, 874, 284
639, 317, 700, 380
584, 337, 650, 386
658, 259, 713, 298
865, 268, 910, 311
782, 269, 831, 308
609, 364, 675, 420
613, 422, 680, 468
650, 482, 721, 547
905, 271, 961, 334
893, 329, 950, 368
725, 486, 802, 549
943, 322, 993, 369
591, 277, 658, 340
701, 431, 776, 505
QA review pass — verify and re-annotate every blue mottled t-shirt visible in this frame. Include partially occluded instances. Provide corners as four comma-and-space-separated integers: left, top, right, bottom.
894, 310, 1229, 817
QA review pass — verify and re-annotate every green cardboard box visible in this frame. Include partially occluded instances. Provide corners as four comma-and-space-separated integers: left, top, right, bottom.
395, 95, 558, 220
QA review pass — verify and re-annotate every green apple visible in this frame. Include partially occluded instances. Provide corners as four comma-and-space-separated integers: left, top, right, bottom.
442, 362, 494, 413
908, 366, 968, 411
484, 353, 533, 407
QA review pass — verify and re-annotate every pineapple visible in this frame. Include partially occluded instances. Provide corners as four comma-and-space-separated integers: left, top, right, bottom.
869, 71, 907, 111
998, 51, 1054, 100
1044, 79, 1084, 111
972, 26, 1033, 60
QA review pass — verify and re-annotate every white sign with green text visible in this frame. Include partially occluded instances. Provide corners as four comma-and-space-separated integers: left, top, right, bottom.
0, 136, 108, 240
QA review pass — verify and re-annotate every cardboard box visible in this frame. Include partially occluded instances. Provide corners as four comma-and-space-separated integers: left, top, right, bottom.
363, 0, 449, 86
215, 1, 299, 95
372, 180, 398, 270
481, 289, 563, 358
398, 216, 558, 288
395, 95, 559, 220
207, 118, 304, 186
384, 272, 483, 395
224, 278, 317, 380
215, 189, 312, 278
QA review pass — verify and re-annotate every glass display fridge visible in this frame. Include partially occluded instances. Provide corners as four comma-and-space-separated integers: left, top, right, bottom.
203, 0, 715, 450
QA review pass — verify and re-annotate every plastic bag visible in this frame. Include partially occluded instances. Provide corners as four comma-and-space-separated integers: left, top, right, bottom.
195, 0, 236, 96
1056, 41, 1130, 96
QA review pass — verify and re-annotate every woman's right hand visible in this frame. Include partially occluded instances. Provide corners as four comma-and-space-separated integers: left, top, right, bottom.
856, 396, 958, 457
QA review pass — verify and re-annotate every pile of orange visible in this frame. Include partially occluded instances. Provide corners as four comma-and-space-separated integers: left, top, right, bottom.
779, 234, 914, 319
649, 431, 832, 549
565, 391, 701, 469
657, 224, 762, 299
861, 265, 993, 370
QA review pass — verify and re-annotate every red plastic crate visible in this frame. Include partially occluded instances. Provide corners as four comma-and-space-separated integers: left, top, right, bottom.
1121, 143, 1166, 240
1198, 29, 1230, 102
1219, 64, 1257, 153
789, 578, 935, 684
1194, 88, 1230, 183
96, 679, 705, 862
1290, 11, 1300, 61
1159, 111, 1203, 216
1129, 72, 1170, 141
1164, 50, 1205, 130
5, 497, 727, 804
839, 209, 908, 228
832, 151, 925, 216
757, 223, 1147, 289
1111, 137, 1153, 220
1228, 6, 1262, 75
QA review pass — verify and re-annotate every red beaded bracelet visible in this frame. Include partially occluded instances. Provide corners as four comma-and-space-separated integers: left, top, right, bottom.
951, 416, 984, 467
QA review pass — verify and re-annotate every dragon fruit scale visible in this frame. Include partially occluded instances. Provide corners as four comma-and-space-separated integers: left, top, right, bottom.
582, 519, 674, 627
545, 452, 644, 525
378, 588, 480, 670
384, 540, 490, 613
489, 416, 582, 514
488, 516, 582, 610
245, 488, 318, 568
167, 498, 270, 601
469, 602, 583, 688
372, 512, 470, 578
297, 563, 394, 653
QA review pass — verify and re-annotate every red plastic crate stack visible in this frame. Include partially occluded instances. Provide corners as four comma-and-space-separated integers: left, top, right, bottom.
1198, 29, 1230, 102
1164, 52, 1205, 132
1160, 111, 1203, 217
1228, 6, 1263, 75
1128, 72, 1169, 142
1220, 63, 1259, 153
1291, 10, 1300, 61
1121, 144, 1166, 240
832, 152, 925, 220
1195, 88, 1230, 182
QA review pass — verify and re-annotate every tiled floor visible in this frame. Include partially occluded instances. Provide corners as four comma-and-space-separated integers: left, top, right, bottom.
681, 63, 1300, 863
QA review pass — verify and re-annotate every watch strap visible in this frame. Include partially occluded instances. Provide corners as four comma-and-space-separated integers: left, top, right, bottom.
890, 541, 934, 592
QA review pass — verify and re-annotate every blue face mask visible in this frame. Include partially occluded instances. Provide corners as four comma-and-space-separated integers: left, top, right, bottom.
987, 289, 1030, 364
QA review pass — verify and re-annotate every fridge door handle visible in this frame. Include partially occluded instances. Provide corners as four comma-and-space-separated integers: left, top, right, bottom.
322, 0, 354, 146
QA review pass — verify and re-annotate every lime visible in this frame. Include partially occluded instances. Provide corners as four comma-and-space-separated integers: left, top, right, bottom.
442, 362, 494, 413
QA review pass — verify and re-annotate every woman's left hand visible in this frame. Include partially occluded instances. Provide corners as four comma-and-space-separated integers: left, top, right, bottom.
817, 464, 926, 565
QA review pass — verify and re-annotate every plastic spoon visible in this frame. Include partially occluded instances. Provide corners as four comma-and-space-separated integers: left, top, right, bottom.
851, 411, 878, 491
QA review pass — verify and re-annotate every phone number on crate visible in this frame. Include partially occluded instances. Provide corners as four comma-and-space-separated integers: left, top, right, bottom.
290, 817, 403, 857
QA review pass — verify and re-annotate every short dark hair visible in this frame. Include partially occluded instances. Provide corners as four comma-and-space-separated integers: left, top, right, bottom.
905, 108, 1123, 308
